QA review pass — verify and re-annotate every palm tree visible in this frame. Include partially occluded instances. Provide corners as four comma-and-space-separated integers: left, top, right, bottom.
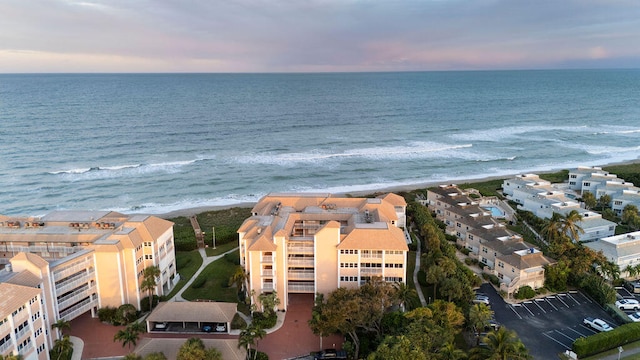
393, 282, 418, 311
438, 342, 467, 360
238, 323, 266, 360
560, 210, 584, 242
51, 335, 74, 360
114, 323, 145, 349
483, 327, 531, 360
177, 338, 206, 360
51, 318, 71, 337
541, 212, 563, 243
469, 303, 493, 338
622, 205, 640, 230
598, 194, 612, 209
0, 355, 24, 360
229, 266, 249, 293
582, 191, 596, 210
141, 266, 161, 311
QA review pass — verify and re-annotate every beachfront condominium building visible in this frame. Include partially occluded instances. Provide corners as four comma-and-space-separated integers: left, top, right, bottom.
0, 283, 47, 360
0, 211, 176, 355
426, 184, 554, 296
585, 231, 640, 279
503, 175, 617, 242
238, 193, 408, 310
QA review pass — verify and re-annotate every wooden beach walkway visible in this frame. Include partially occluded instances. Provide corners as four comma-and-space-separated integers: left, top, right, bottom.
190, 215, 205, 249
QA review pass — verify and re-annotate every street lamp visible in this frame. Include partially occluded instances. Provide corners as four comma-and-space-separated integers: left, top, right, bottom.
212, 227, 216, 249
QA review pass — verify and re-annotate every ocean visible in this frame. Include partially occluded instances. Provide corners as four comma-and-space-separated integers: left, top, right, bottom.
1, 70, 639, 217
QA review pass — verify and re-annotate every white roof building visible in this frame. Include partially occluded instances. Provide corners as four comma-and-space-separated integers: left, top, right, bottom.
585, 231, 640, 278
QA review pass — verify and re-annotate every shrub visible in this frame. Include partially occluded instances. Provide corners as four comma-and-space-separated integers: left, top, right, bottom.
97, 306, 117, 323
225, 252, 241, 265
116, 304, 138, 325
461, 248, 471, 256
445, 234, 458, 242
231, 313, 247, 330
408, 242, 417, 251
252, 311, 277, 329
417, 270, 427, 286
488, 275, 500, 286
191, 276, 207, 289
573, 323, 640, 358
141, 295, 160, 312
514, 286, 536, 300
248, 349, 269, 360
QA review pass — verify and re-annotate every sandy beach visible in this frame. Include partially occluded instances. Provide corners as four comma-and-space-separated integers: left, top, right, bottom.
154, 159, 639, 219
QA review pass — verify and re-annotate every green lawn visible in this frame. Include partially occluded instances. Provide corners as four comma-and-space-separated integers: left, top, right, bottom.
204, 241, 239, 257
182, 251, 241, 302
163, 250, 203, 300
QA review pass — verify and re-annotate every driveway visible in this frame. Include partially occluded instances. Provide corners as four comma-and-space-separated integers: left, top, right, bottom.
257, 294, 343, 360
479, 283, 619, 360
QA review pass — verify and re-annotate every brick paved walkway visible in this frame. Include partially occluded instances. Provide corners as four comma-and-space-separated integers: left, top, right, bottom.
257, 294, 344, 360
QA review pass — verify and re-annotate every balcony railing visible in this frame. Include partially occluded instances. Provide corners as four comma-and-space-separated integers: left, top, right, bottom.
57, 284, 96, 309
0, 341, 13, 354
360, 268, 383, 275
288, 282, 315, 293
287, 245, 314, 254
261, 256, 273, 263
288, 270, 314, 279
287, 259, 314, 266
261, 284, 274, 292
261, 270, 273, 277
55, 269, 95, 293
59, 297, 96, 320
53, 260, 92, 281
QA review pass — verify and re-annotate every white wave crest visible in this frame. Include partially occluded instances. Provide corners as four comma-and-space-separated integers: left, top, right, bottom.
48, 158, 211, 179
232, 142, 474, 165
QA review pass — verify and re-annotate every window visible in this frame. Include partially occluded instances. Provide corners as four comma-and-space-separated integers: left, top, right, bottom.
340, 276, 357, 282
569, 181, 575, 185
468, 235, 474, 240
384, 277, 402, 282
570, 174, 577, 178
340, 249, 358, 255
385, 263, 403, 268
482, 247, 488, 253
498, 273, 504, 279
145, 254, 153, 260
614, 201, 622, 205
584, 182, 591, 187
498, 262, 504, 268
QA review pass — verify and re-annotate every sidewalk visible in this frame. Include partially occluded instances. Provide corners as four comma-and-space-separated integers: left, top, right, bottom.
169, 246, 238, 302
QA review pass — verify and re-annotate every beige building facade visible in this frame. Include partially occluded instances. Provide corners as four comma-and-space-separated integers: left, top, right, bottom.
238, 193, 408, 310
0, 211, 176, 357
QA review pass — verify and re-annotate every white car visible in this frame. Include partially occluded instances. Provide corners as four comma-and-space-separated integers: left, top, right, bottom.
628, 312, 640, 322
473, 295, 490, 305
583, 317, 613, 332
616, 299, 640, 311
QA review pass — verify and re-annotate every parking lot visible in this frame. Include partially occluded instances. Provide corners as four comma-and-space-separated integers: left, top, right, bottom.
478, 283, 620, 359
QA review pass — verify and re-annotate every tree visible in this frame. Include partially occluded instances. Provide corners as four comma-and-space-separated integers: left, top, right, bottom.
482, 327, 531, 360
178, 338, 206, 360
541, 212, 563, 243
229, 266, 249, 295
145, 353, 168, 360
123, 354, 143, 360
51, 318, 71, 337
622, 204, 640, 230
598, 261, 620, 281
438, 342, 467, 360
582, 192, 596, 210
560, 210, 584, 242
1, 355, 24, 360
366, 335, 427, 360
598, 194, 612, 209
257, 291, 280, 317
51, 335, 74, 360
141, 266, 161, 312
238, 323, 266, 360
393, 282, 418, 311
114, 322, 145, 349
469, 303, 493, 338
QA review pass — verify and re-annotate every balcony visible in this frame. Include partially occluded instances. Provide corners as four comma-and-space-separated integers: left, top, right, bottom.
287, 258, 314, 266
55, 269, 95, 293
57, 284, 96, 310
261, 256, 273, 263
261, 284, 274, 292
287, 244, 314, 254
288, 270, 314, 280
59, 297, 96, 320
360, 268, 383, 276
261, 269, 273, 277
53, 260, 93, 281
288, 282, 315, 293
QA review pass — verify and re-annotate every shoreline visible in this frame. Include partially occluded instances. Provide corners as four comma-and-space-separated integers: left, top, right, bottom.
155, 158, 640, 219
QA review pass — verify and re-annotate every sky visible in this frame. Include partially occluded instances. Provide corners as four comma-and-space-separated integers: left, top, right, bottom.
1, 0, 639, 73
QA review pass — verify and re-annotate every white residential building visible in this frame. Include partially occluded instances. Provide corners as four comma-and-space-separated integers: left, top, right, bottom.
585, 231, 640, 278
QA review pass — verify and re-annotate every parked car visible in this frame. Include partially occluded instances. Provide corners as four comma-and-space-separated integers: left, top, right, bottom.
215, 323, 227, 332
624, 280, 640, 294
473, 295, 490, 305
202, 325, 213, 333
154, 322, 168, 330
628, 312, 640, 322
616, 299, 640, 311
583, 317, 613, 332
314, 349, 347, 360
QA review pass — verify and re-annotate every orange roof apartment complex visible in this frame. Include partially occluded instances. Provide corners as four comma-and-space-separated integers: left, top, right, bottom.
0, 211, 175, 359
238, 193, 408, 310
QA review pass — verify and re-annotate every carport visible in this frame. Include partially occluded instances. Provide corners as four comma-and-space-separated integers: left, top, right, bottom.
146, 301, 237, 333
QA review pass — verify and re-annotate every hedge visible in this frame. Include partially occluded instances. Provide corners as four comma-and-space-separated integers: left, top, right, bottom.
572, 323, 640, 358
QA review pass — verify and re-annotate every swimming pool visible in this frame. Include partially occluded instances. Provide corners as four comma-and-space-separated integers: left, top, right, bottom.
482, 205, 505, 217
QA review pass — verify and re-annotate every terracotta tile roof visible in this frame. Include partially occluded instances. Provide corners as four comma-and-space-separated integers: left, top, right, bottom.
337, 226, 408, 251
147, 301, 238, 323
378, 193, 407, 207
498, 252, 555, 270
4, 270, 42, 288
0, 283, 40, 318
11, 252, 49, 269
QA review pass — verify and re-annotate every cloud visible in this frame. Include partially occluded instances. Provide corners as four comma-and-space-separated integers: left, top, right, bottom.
1, 0, 639, 72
